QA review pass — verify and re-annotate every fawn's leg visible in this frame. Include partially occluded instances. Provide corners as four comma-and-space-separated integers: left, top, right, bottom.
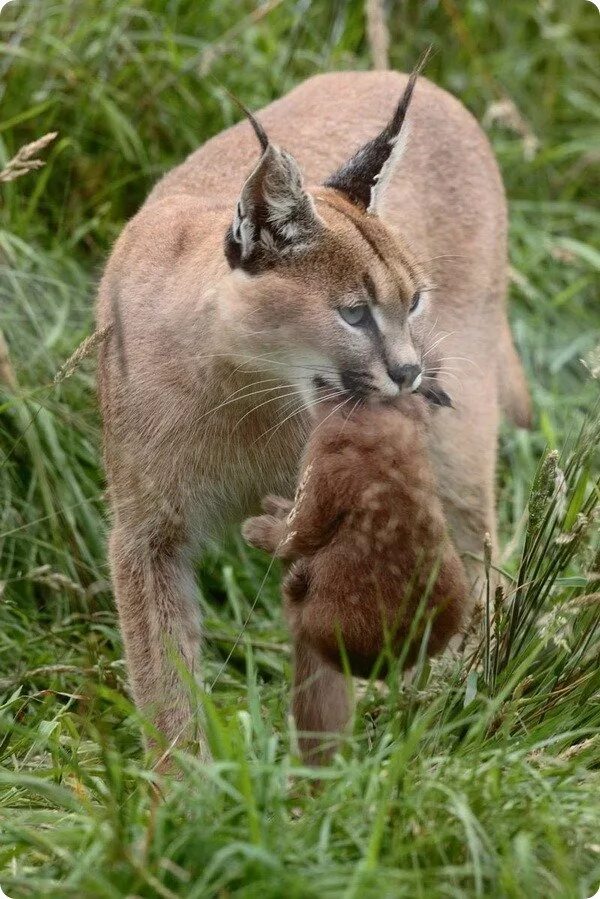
109, 521, 208, 760
261, 494, 294, 518
291, 634, 351, 765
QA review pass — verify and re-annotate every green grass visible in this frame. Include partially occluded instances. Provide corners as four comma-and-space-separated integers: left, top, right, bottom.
0, 1, 599, 896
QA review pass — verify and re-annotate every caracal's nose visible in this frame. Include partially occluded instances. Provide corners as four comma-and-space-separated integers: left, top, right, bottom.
387, 363, 422, 392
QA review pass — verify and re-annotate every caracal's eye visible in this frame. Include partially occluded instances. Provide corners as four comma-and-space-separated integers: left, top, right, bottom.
339, 304, 368, 327
409, 290, 421, 314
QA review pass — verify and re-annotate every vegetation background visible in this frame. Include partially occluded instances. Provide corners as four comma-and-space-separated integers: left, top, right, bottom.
0, 0, 599, 896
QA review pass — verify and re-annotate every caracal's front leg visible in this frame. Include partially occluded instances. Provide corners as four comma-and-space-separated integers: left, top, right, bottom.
109, 516, 208, 763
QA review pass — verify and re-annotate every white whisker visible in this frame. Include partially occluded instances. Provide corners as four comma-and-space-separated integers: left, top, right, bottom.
413, 252, 469, 265
309, 395, 353, 441
436, 355, 483, 373
423, 372, 463, 389
255, 387, 344, 448
231, 387, 306, 432
421, 331, 456, 359
201, 382, 296, 420
339, 397, 362, 434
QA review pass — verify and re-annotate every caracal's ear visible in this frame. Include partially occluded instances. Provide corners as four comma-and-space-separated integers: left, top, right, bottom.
224, 107, 322, 273
324, 47, 432, 214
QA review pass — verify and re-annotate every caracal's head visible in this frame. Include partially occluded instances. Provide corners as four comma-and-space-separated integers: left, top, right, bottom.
220, 59, 449, 411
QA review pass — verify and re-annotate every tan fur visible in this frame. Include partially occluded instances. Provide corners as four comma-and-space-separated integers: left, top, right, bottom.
243, 395, 468, 762
96, 71, 530, 753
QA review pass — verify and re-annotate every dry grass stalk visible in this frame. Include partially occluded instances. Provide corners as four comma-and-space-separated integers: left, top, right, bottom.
365, 0, 390, 70
559, 734, 599, 761
27, 564, 86, 596
582, 343, 600, 379
54, 323, 114, 385
199, 0, 284, 77
440, 0, 538, 161
570, 592, 600, 608
0, 327, 18, 390
0, 663, 119, 692
483, 99, 539, 160
0, 131, 58, 184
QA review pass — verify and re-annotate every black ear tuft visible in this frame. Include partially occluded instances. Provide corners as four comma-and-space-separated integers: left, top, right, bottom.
324, 46, 432, 212
226, 90, 270, 153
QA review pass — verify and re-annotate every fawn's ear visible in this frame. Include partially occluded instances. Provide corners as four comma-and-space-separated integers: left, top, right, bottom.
420, 383, 453, 409
324, 48, 431, 214
224, 110, 322, 273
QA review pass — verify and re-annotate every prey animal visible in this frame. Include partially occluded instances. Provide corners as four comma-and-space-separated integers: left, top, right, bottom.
97, 58, 530, 756
243, 393, 468, 761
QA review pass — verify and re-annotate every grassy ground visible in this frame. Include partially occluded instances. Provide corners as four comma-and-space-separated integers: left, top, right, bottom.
0, 1, 599, 896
